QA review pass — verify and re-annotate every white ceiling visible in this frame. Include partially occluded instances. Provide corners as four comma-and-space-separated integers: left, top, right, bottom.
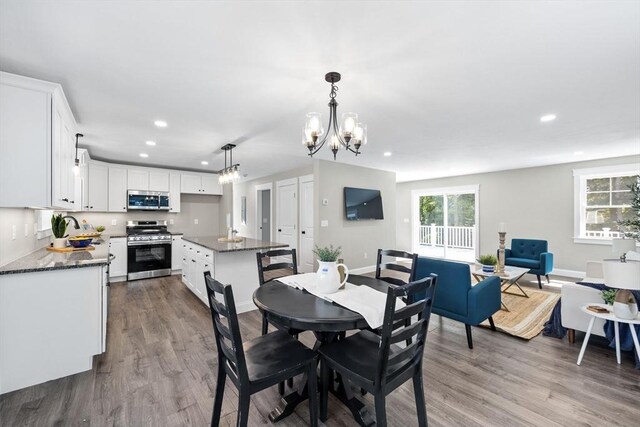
1, 1, 639, 182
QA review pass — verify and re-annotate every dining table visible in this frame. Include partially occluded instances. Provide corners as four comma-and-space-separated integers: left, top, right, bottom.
252, 273, 392, 427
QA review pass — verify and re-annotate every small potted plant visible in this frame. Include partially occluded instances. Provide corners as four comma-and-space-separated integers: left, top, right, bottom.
478, 254, 498, 273
51, 214, 68, 249
602, 289, 616, 306
313, 245, 349, 294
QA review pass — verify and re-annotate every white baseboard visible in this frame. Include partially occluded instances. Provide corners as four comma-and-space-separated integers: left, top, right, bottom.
349, 265, 376, 275
236, 300, 257, 314
552, 268, 585, 279
109, 276, 127, 283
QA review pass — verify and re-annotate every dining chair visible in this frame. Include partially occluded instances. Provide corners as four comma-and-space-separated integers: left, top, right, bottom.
204, 272, 318, 427
318, 274, 438, 427
375, 249, 418, 287
256, 248, 298, 334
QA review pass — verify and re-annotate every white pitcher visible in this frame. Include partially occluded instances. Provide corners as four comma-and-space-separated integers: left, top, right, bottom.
316, 261, 349, 294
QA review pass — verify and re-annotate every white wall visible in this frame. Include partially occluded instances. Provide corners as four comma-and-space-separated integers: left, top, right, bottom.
0, 208, 50, 266
396, 154, 640, 273
0, 194, 221, 266
314, 160, 396, 270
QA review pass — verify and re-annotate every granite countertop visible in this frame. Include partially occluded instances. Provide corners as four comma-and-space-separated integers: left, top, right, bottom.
182, 236, 288, 253
0, 237, 111, 276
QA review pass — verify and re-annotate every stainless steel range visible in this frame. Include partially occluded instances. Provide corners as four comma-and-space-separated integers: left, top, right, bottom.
126, 220, 172, 281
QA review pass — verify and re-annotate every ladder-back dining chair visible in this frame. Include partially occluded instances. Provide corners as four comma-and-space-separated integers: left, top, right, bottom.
375, 249, 418, 287
318, 274, 438, 427
204, 272, 317, 427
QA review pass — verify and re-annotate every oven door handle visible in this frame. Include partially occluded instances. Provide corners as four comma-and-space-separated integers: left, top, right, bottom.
127, 240, 172, 247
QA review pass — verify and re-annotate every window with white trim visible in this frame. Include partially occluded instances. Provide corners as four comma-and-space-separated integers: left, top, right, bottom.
573, 164, 639, 243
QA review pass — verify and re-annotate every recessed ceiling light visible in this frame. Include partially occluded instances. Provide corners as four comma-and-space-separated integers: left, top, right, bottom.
139, 153, 149, 158
201, 161, 209, 165
154, 120, 167, 128
574, 151, 584, 155
540, 114, 556, 123
145, 140, 156, 146
383, 151, 392, 157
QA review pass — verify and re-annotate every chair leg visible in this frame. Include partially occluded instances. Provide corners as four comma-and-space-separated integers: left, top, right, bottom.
211, 365, 226, 427
236, 390, 250, 427
545, 274, 550, 283
261, 314, 268, 335
307, 362, 318, 427
278, 381, 284, 395
536, 275, 542, 289
412, 371, 428, 427
465, 324, 473, 349
488, 316, 496, 331
374, 394, 387, 427
286, 333, 299, 388
320, 361, 330, 422
567, 328, 575, 344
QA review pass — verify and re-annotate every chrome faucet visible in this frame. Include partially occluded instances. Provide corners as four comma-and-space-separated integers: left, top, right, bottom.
62, 215, 80, 230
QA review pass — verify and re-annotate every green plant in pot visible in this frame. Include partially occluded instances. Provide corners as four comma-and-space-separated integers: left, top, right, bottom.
313, 245, 349, 294
601, 289, 617, 305
51, 214, 69, 249
478, 254, 498, 273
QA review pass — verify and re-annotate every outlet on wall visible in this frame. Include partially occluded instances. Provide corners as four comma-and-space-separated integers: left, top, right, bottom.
364, 252, 368, 259
24, 223, 29, 237
321, 220, 328, 227
194, 218, 199, 225
169, 218, 174, 225
111, 219, 117, 226
11, 224, 16, 240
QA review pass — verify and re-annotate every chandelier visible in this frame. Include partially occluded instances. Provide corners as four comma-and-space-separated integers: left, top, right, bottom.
218, 144, 240, 184
303, 72, 367, 160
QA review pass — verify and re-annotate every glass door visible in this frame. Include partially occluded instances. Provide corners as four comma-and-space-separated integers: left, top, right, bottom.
412, 186, 478, 263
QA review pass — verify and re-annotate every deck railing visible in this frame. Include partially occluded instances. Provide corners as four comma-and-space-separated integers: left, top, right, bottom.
419, 224, 475, 249
584, 228, 623, 239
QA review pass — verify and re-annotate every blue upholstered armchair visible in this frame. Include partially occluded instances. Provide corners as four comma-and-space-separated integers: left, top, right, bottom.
504, 239, 554, 289
414, 257, 501, 349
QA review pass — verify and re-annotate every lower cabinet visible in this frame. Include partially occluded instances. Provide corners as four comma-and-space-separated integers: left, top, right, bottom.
108, 237, 127, 281
171, 235, 183, 271
181, 241, 213, 306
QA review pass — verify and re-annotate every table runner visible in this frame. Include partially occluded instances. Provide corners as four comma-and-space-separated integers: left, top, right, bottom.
277, 273, 405, 329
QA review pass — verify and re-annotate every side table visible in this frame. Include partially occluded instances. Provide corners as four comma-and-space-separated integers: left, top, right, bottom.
576, 303, 640, 365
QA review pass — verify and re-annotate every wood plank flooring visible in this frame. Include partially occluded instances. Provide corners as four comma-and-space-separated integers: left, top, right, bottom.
1, 274, 639, 426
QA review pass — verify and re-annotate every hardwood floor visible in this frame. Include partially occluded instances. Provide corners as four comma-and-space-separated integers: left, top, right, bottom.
1, 274, 638, 426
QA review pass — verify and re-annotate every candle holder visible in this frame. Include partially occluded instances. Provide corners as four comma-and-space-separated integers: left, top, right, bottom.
497, 231, 507, 273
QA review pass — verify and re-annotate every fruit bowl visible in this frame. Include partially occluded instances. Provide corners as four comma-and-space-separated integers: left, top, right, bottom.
68, 237, 93, 248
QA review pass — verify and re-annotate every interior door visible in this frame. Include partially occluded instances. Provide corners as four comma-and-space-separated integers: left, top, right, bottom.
261, 190, 271, 242
299, 176, 314, 273
276, 178, 298, 253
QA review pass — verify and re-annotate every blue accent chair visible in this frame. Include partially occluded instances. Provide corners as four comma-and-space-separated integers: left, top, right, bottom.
414, 257, 501, 349
504, 239, 554, 289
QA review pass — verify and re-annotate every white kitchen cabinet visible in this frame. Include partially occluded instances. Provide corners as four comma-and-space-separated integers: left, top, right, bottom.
87, 162, 108, 211
128, 169, 149, 191
0, 72, 77, 209
149, 171, 170, 192
181, 172, 222, 195
169, 172, 181, 213
108, 237, 127, 280
171, 235, 183, 270
108, 167, 128, 212
180, 241, 213, 306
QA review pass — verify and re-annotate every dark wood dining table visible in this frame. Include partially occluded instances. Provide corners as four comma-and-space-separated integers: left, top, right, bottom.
252, 274, 391, 427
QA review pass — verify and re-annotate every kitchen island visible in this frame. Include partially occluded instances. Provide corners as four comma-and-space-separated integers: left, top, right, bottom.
180, 236, 288, 312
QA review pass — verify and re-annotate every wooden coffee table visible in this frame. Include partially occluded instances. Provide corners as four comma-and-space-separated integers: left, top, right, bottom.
472, 266, 530, 312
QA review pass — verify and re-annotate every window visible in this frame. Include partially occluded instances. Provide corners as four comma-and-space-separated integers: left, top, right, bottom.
574, 164, 639, 244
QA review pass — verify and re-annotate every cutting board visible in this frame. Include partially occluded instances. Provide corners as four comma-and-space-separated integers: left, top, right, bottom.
46, 245, 96, 253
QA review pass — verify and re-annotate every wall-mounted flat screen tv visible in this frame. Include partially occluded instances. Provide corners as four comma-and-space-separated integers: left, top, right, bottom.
344, 187, 384, 220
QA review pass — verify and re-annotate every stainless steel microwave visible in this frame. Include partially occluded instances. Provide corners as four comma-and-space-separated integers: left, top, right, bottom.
127, 190, 170, 211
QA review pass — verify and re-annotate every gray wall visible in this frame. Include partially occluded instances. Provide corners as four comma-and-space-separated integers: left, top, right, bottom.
314, 160, 396, 270
218, 183, 233, 234
396, 155, 640, 273
0, 208, 49, 266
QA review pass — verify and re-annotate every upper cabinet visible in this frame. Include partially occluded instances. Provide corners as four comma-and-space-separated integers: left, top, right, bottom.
0, 72, 77, 209
128, 169, 149, 191
86, 162, 108, 211
127, 168, 170, 192
149, 171, 169, 192
169, 173, 181, 213
181, 173, 222, 195
108, 167, 128, 212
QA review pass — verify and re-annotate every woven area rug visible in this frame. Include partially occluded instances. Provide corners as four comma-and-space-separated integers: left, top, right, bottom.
480, 288, 560, 340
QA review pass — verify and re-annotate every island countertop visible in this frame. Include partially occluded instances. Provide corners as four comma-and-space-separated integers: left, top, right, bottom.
0, 237, 111, 276
181, 236, 288, 253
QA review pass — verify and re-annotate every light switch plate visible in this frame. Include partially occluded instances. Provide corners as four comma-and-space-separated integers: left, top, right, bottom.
111, 219, 117, 226
403, 218, 410, 223
169, 218, 174, 225
321, 220, 328, 227
194, 219, 199, 225
12, 224, 16, 240
24, 223, 29, 237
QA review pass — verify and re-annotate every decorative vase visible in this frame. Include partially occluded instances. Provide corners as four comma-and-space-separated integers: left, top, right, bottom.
613, 290, 639, 319
316, 260, 349, 294
482, 264, 495, 273
53, 237, 67, 249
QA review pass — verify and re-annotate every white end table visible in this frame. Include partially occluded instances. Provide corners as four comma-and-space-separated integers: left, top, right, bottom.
576, 303, 640, 365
